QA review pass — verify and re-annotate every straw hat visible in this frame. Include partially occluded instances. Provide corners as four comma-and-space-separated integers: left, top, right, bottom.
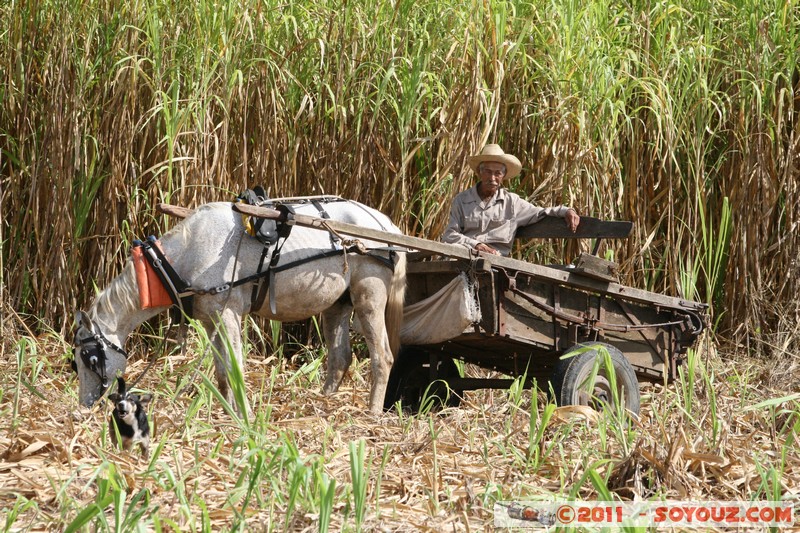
468, 144, 522, 178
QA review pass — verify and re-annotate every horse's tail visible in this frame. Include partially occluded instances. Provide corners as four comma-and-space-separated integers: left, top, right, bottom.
385, 251, 407, 359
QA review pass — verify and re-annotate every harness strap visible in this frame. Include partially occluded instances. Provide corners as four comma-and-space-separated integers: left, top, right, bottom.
251, 203, 296, 313
245, 247, 360, 313
143, 236, 191, 296
264, 246, 393, 312
136, 237, 194, 318
312, 199, 340, 249
268, 246, 347, 314
366, 249, 399, 272
78, 331, 128, 389
250, 245, 271, 312
272, 248, 343, 273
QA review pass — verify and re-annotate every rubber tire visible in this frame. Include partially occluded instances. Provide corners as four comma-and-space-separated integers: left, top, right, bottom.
552, 342, 640, 415
383, 346, 462, 412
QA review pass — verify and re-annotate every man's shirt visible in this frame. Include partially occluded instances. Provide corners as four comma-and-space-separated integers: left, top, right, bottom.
442, 185, 570, 256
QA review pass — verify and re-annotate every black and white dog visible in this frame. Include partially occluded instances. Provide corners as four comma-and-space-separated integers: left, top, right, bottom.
108, 377, 152, 456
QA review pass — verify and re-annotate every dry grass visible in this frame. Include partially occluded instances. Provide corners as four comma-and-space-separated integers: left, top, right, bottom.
1, 325, 798, 531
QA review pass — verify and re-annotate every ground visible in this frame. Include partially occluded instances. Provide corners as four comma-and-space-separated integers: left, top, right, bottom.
1, 332, 798, 531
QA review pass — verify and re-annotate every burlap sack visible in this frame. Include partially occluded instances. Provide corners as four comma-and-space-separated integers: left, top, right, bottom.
400, 273, 481, 345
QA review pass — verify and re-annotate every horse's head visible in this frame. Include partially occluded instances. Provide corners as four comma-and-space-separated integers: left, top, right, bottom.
72, 311, 128, 407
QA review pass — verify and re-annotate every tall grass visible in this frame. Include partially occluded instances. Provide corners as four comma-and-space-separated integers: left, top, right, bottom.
1, 1, 799, 348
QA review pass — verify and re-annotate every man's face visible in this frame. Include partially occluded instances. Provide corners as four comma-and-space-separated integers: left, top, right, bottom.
478, 161, 507, 197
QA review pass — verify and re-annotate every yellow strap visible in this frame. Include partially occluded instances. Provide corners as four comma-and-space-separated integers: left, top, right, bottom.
236, 199, 256, 237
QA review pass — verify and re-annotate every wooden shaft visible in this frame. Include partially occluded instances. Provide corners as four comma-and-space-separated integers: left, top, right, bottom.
156, 202, 705, 314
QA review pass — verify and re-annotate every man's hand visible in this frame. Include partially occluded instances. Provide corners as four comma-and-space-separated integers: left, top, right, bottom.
565, 208, 580, 233
475, 243, 500, 255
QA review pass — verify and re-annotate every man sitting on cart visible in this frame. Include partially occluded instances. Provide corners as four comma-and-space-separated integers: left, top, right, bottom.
442, 144, 581, 256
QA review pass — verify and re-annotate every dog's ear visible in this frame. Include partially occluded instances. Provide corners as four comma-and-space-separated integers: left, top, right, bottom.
138, 394, 153, 408
108, 393, 121, 403
115, 377, 127, 397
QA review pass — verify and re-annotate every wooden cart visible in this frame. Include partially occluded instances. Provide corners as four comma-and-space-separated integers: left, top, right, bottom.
386, 218, 708, 414
174, 201, 709, 414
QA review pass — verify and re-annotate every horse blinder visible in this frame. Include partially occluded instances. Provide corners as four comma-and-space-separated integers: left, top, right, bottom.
72, 332, 127, 391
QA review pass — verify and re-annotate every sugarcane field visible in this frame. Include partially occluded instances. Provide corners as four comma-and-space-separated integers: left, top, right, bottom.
1, 1, 799, 531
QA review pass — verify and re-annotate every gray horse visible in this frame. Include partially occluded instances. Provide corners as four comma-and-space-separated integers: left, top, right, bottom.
73, 199, 406, 414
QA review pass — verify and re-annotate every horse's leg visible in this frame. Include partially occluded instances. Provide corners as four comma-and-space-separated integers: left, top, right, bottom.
321, 299, 354, 396
202, 307, 245, 409
350, 275, 394, 414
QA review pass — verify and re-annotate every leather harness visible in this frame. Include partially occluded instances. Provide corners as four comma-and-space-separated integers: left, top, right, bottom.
136, 197, 399, 316
74, 329, 128, 390
73, 196, 400, 387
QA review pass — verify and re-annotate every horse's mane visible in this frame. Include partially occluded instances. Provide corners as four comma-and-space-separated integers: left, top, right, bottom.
88, 211, 198, 328
89, 259, 140, 329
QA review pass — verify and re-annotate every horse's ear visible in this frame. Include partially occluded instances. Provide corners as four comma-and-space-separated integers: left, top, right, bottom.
75, 310, 94, 332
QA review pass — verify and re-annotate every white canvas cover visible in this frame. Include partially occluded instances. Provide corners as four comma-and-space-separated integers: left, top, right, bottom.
400, 273, 481, 345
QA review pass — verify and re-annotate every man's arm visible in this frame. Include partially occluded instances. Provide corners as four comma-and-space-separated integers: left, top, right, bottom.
442, 198, 504, 255
442, 200, 480, 250
514, 198, 580, 233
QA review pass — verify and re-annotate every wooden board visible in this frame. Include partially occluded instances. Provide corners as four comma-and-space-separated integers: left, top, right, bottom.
232, 202, 704, 314
515, 215, 633, 240
157, 202, 705, 315
156, 203, 194, 219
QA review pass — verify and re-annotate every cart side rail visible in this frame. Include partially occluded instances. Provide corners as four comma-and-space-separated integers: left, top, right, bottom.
514, 215, 633, 240
161, 202, 705, 317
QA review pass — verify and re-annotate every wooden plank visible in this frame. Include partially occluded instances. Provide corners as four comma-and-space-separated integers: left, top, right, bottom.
233, 202, 704, 313
156, 203, 194, 219
157, 202, 704, 315
572, 252, 619, 281
515, 215, 633, 240
234, 201, 481, 258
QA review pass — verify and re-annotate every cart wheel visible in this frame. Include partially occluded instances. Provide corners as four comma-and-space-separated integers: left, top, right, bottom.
552, 343, 640, 415
383, 347, 462, 412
